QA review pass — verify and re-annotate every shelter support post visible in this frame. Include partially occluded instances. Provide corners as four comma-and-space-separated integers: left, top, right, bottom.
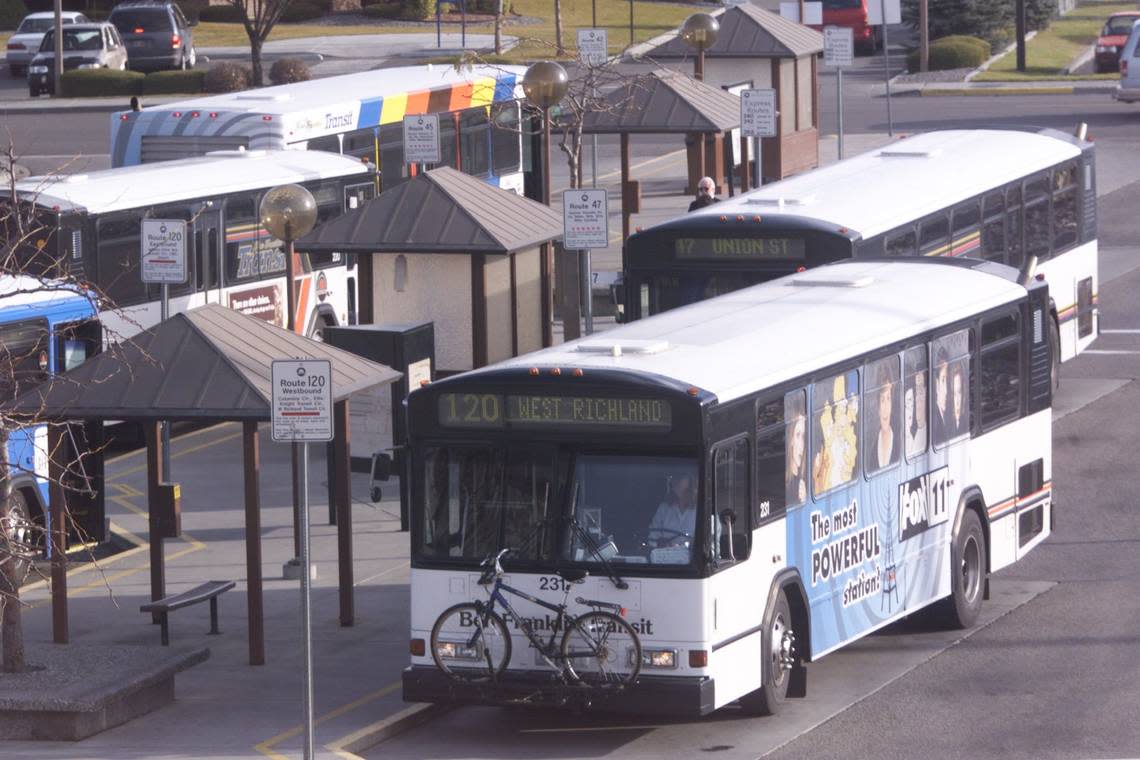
557, 243, 581, 342
621, 133, 632, 242
146, 422, 165, 620
48, 424, 68, 645
739, 132, 750, 192
334, 401, 354, 627
326, 442, 336, 526
243, 421, 265, 666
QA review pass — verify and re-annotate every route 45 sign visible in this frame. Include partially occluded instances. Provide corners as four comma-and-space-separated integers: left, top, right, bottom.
271, 359, 333, 442
562, 188, 608, 250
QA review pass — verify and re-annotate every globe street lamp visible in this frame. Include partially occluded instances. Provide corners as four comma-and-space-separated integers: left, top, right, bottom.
260, 183, 317, 333
681, 12, 719, 81
523, 61, 569, 206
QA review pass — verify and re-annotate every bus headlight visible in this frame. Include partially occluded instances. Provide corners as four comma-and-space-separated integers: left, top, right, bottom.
435, 640, 483, 660
29, 64, 48, 74
639, 648, 677, 669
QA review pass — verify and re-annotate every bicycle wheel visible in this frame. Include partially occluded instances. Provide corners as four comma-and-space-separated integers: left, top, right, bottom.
430, 603, 512, 683
561, 610, 641, 690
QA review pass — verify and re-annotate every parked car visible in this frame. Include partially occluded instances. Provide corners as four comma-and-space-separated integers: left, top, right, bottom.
27, 23, 128, 97
815, 0, 880, 55
108, 0, 196, 72
1113, 21, 1140, 103
1095, 12, 1140, 73
5, 11, 89, 78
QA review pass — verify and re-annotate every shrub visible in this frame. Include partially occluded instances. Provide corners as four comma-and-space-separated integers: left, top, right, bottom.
198, 4, 245, 22
400, 0, 431, 21
204, 61, 251, 93
142, 69, 207, 94
60, 68, 145, 97
906, 37, 989, 72
0, 0, 28, 30
934, 35, 991, 57
279, 0, 324, 22
269, 57, 310, 85
361, 0, 400, 17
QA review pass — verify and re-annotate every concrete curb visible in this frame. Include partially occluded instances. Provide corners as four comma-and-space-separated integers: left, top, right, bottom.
922, 85, 1075, 96
966, 30, 1038, 81
332, 703, 451, 756
1063, 44, 1095, 75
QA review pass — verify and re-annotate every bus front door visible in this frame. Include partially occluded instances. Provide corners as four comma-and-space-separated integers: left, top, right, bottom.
195, 209, 223, 304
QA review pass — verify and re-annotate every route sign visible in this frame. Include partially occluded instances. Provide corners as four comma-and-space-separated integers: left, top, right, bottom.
740, 89, 777, 139
563, 189, 608, 250
140, 218, 187, 284
867, 0, 901, 25
824, 26, 854, 68
403, 114, 441, 164
271, 359, 333, 443
577, 28, 608, 67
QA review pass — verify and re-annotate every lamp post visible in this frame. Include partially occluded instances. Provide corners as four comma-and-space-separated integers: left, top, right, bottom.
522, 61, 569, 348
681, 12, 719, 82
259, 182, 319, 760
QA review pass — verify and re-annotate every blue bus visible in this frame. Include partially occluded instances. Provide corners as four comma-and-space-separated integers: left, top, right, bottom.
0, 276, 103, 558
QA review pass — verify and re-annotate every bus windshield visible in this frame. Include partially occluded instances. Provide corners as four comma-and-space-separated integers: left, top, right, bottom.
419, 447, 699, 568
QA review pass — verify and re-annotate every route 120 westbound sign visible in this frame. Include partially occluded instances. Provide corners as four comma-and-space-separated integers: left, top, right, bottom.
140, 218, 187, 284
271, 359, 333, 443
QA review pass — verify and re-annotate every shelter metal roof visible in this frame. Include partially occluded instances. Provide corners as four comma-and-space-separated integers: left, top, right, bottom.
4, 304, 400, 422
647, 4, 823, 59
581, 69, 740, 135
297, 166, 564, 255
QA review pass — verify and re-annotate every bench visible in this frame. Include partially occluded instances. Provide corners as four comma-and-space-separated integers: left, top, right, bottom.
140, 581, 235, 646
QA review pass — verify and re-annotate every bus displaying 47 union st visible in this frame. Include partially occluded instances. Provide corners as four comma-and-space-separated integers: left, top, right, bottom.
403, 258, 1055, 716
622, 128, 1097, 365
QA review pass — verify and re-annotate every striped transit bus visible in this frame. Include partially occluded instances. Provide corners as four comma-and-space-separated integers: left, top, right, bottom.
110, 64, 534, 197
621, 128, 1097, 374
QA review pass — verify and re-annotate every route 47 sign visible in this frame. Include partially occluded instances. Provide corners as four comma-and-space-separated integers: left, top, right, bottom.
271, 359, 333, 443
562, 188, 608, 250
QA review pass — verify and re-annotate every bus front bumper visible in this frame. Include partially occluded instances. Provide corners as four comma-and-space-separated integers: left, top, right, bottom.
402, 665, 716, 717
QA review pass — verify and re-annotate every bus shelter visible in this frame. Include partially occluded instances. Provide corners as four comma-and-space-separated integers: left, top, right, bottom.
580, 69, 740, 241
6, 304, 400, 665
645, 4, 823, 188
297, 166, 564, 372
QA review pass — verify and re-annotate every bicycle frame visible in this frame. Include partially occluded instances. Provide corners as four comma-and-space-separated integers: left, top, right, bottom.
482, 577, 574, 671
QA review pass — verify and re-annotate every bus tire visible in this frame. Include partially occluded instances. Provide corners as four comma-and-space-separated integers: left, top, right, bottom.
308, 315, 334, 343
3, 489, 39, 583
430, 602, 511, 684
935, 508, 986, 630
739, 588, 797, 716
1049, 316, 1061, 391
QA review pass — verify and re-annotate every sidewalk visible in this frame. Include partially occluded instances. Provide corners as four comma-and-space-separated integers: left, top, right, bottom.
10, 422, 419, 759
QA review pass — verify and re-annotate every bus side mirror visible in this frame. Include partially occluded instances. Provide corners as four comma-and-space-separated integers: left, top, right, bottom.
370, 452, 393, 503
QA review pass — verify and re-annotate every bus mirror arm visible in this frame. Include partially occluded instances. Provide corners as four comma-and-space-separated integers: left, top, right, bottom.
1017, 255, 1038, 288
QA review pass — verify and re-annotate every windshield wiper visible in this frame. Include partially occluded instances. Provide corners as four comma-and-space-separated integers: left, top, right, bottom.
566, 481, 628, 590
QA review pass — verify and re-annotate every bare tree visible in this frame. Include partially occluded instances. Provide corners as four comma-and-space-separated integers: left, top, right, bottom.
554, 0, 565, 56
494, 0, 504, 55
227, 0, 297, 87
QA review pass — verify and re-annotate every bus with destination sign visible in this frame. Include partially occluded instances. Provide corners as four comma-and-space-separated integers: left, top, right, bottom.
621, 128, 1098, 370
402, 257, 1055, 716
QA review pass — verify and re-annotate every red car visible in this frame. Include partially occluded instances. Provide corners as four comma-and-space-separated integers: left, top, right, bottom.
1096, 12, 1140, 73
815, 0, 880, 54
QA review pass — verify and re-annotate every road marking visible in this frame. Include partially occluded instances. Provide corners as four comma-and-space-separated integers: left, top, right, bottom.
1083, 349, 1140, 355
325, 703, 443, 758
108, 427, 243, 481
1099, 329, 1140, 334
105, 421, 237, 468
254, 682, 403, 759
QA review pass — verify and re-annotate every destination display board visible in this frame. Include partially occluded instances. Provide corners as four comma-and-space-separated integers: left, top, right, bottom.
438, 393, 672, 431
673, 237, 807, 260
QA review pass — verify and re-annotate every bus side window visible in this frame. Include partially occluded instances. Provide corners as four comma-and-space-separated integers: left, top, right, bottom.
885, 227, 916, 257
307, 135, 340, 154
712, 437, 750, 562
378, 123, 405, 189
931, 329, 971, 446
1024, 174, 1051, 261
979, 311, 1021, 430
343, 128, 376, 162
1052, 162, 1079, 252
863, 355, 901, 475
951, 200, 981, 257
1005, 185, 1023, 268
459, 107, 491, 177
491, 102, 522, 176
981, 191, 1005, 263
918, 214, 949, 256
811, 369, 860, 496
96, 213, 149, 307
755, 397, 787, 522
903, 346, 929, 460
0, 320, 49, 402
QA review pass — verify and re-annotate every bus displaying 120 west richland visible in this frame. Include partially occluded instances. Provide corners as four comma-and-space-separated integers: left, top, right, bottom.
622, 128, 1097, 364
403, 258, 1055, 716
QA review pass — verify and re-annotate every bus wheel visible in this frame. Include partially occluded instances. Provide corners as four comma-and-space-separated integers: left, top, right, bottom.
739, 589, 797, 716
936, 509, 986, 630
1049, 317, 1061, 391
3, 490, 40, 583
309, 317, 333, 343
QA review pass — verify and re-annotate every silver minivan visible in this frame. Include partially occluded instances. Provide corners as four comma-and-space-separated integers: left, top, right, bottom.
1113, 20, 1140, 102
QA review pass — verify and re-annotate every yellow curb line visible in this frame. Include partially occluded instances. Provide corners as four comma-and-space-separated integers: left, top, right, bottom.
104, 421, 234, 466
254, 682, 403, 759
108, 428, 244, 482
922, 86, 1074, 96
325, 703, 445, 758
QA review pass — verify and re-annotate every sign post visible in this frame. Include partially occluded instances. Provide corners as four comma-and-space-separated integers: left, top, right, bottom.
563, 188, 608, 335
271, 359, 333, 760
577, 28, 608, 188
823, 26, 854, 160
403, 113, 441, 170
868, 0, 901, 136
140, 218, 188, 474
740, 89, 777, 187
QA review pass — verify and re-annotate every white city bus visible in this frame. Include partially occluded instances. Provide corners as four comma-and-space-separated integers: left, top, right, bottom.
109, 64, 532, 197
402, 257, 1054, 715
6, 150, 375, 341
623, 128, 1097, 368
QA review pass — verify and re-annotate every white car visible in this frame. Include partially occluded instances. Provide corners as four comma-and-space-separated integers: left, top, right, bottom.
1114, 20, 1140, 102
6, 11, 89, 78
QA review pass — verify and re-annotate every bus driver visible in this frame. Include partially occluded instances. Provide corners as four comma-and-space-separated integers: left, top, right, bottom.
649, 474, 696, 547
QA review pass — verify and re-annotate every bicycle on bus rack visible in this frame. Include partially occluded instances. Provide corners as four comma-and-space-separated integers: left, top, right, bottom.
430, 548, 643, 694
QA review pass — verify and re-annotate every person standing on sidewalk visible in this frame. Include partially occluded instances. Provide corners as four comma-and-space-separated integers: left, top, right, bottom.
688, 176, 720, 212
